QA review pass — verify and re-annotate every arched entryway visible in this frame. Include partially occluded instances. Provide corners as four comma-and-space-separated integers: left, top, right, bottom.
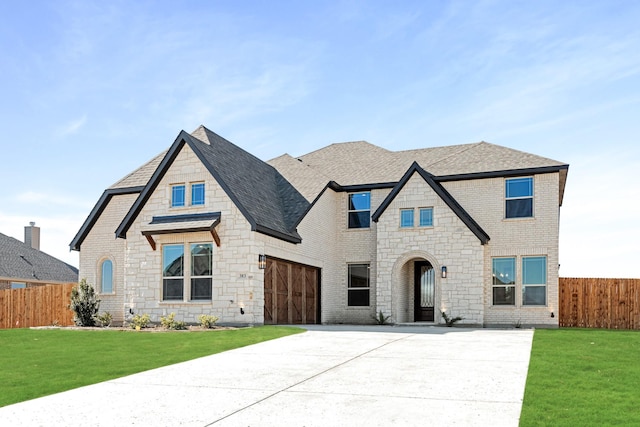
390, 251, 441, 323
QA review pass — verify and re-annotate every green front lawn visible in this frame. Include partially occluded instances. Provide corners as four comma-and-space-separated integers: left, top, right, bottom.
520, 328, 640, 426
0, 326, 303, 407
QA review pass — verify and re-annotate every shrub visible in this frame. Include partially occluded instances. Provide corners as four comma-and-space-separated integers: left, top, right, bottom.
97, 312, 113, 327
441, 311, 464, 327
198, 314, 219, 329
160, 312, 187, 330
129, 313, 151, 329
69, 279, 101, 327
372, 310, 391, 325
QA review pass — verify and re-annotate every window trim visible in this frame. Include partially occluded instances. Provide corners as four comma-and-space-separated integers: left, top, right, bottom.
492, 257, 516, 306
171, 184, 186, 208
505, 177, 534, 219
522, 256, 547, 306
347, 263, 370, 307
419, 207, 434, 227
190, 242, 213, 301
191, 182, 205, 206
100, 259, 114, 294
347, 192, 371, 229
400, 208, 414, 228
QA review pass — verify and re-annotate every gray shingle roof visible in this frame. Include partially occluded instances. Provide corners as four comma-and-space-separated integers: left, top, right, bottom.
114, 127, 309, 244
271, 140, 567, 189
0, 233, 78, 283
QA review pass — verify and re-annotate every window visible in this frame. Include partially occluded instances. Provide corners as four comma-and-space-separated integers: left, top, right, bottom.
522, 256, 547, 305
162, 243, 213, 301
11, 282, 26, 289
171, 184, 185, 208
505, 177, 533, 218
492, 258, 515, 305
400, 209, 414, 228
101, 260, 113, 293
419, 208, 433, 227
348, 192, 371, 228
190, 243, 212, 300
348, 264, 370, 306
191, 183, 205, 206
163, 244, 184, 300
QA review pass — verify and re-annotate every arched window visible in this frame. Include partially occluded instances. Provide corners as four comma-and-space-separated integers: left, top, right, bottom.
101, 260, 113, 293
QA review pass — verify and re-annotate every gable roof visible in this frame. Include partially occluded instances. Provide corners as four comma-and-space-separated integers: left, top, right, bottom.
372, 162, 490, 245
0, 233, 78, 283
114, 127, 309, 244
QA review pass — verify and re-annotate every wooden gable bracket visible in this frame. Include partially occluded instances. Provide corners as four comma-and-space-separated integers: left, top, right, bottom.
144, 233, 157, 251
210, 227, 221, 247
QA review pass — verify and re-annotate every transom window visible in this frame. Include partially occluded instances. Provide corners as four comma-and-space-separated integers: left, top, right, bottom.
492, 258, 516, 305
11, 282, 26, 289
348, 192, 371, 229
162, 243, 213, 301
505, 177, 533, 218
419, 207, 433, 227
101, 259, 113, 293
191, 183, 205, 206
348, 264, 370, 306
400, 209, 414, 228
171, 184, 186, 208
522, 256, 547, 305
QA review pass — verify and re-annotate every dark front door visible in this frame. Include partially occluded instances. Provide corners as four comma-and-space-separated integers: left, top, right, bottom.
414, 261, 435, 322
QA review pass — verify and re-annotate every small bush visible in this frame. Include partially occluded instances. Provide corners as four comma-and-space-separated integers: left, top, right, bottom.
130, 313, 151, 329
69, 279, 101, 327
160, 312, 187, 330
198, 314, 219, 329
442, 311, 464, 327
97, 312, 112, 327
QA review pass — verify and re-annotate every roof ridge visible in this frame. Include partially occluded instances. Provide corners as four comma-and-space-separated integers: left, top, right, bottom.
421, 141, 485, 170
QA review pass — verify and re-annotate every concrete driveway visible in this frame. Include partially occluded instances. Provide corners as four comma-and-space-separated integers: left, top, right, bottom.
0, 326, 533, 426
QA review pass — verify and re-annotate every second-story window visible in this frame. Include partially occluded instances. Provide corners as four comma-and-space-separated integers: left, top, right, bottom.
400, 209, 414, 228
171, 184, 185, 208
191, 183, 205, 206
348, 192, 371, 229
505, 177, 533, 218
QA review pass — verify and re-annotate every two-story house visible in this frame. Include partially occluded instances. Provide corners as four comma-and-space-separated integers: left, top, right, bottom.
70, 126, 568, 327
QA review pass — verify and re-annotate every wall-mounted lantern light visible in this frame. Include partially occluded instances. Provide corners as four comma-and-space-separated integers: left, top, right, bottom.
258, 254, 267, 269
441, 266, 447, 279
550, 312, 555, 318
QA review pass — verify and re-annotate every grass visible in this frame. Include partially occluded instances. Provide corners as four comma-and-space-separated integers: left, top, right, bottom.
520, 328, 640, 426
0, 326, 303, 407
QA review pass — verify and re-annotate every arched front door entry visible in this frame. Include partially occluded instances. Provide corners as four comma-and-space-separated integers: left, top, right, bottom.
414, 261, 435, 321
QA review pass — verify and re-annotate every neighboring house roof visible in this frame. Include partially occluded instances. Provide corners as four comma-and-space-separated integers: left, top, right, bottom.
114, 127, 310, 244
0, 233, 78, 283
371, 162, 491, 245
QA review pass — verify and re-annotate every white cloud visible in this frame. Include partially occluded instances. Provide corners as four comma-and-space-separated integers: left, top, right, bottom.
56, 114, 87, 138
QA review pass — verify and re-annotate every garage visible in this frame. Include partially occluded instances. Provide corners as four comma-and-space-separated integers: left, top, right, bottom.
264, 257, 320, 324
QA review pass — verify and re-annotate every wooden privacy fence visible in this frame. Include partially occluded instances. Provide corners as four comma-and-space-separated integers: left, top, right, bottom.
0, 283, 75, 329
559, 277, 640, 329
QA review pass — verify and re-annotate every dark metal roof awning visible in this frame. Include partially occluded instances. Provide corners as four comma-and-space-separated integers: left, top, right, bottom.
140, 212, 221, 250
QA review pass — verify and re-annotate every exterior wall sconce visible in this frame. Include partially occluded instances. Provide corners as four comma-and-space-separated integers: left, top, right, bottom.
441, 266, 447, 279
551, 312, 555, 318
240, 307, 245, 315
258, 254, 267, 269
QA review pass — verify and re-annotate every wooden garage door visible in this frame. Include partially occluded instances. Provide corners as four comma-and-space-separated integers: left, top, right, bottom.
264, 257, 320, 325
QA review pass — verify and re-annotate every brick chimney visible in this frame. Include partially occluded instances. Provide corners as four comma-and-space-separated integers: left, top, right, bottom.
24, 221, 40, 250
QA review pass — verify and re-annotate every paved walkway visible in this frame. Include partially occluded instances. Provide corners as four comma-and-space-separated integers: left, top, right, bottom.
0, 326, 534, 426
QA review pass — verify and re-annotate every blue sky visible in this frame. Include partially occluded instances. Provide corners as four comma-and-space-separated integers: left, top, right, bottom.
1, 0, 638, 278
